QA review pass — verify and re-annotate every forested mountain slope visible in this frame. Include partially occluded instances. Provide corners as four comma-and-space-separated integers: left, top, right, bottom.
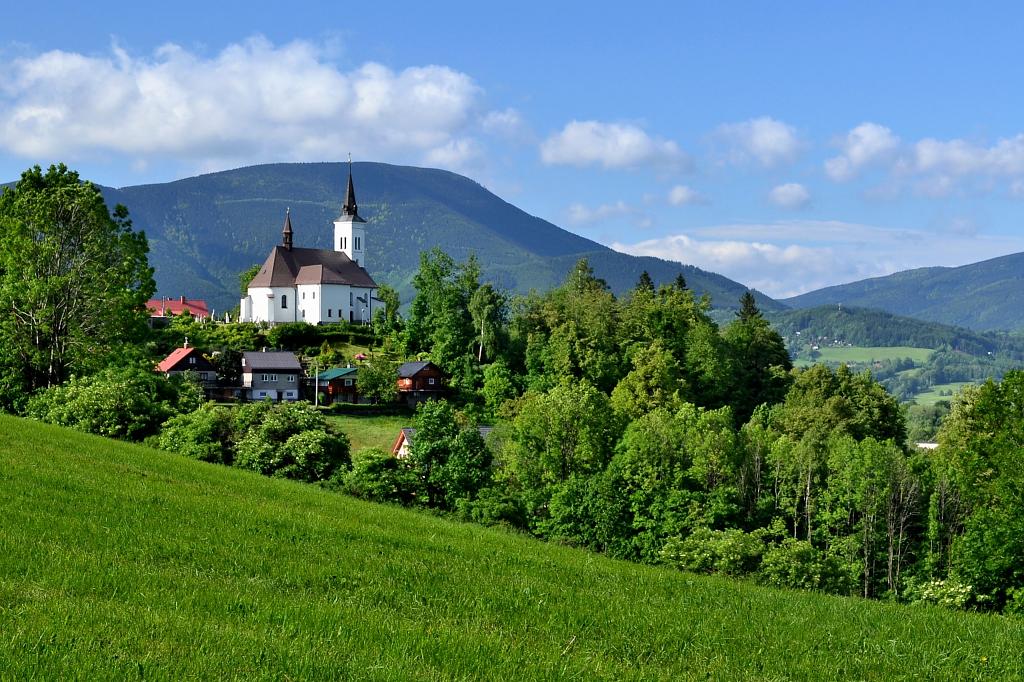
783, 252, 1024, 331
95, 162, 781, 312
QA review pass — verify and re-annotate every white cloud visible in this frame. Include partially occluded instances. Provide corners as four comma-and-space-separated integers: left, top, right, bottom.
481, 108, 529, 140
613, 220, 1024, 299
540, 120, 688, 170
0, 37, 483, 168
768, 182, 810, 209
825, 122, 900, 181
567, 200, 649, 226
913, 135, 1024, 177
667, 184, 708, 206
713, 116, 800, 167
423, 138, 483, 172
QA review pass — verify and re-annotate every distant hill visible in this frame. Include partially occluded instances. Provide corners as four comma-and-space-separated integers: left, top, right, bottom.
783, 252, 1024, 332
88, 162, 782, 313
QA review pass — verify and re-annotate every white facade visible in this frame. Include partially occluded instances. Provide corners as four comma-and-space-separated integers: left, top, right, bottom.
335, 216, 366, 269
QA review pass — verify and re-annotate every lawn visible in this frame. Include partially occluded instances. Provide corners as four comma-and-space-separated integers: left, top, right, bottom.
3, 415, 1024, 679
325, 412, 411, 452
912, 382, 974, 405
794, 345, 934, 367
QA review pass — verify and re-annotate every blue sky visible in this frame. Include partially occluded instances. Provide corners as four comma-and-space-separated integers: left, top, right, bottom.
3, 2, 1024, 297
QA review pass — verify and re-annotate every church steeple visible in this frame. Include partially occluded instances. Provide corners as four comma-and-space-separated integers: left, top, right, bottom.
282, 207, 293, 251
334, 156, 367, 267
342, 156, 360, 219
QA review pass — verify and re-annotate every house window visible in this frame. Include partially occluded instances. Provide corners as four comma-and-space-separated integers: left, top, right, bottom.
189, 357, 196, 365
261, 373, 278, 382
287, 375, 295, 383
344, 378, 353, 386
428, 377, 436, 385
281, 294, 288, 309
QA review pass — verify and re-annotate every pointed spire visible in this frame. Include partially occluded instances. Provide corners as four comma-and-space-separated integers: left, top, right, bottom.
282, 207, 293, 251
342, 154, 359, 217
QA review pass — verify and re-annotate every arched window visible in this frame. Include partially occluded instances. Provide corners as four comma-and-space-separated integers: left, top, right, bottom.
281, 294, 288, 309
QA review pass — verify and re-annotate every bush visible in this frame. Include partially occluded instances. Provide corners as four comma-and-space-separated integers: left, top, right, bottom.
661, 528, 765, 577
234, 401, 350, 482
903, 577, 975, 610
158, 403, 234, 464
335, 447, 420, 504
455, 486, 527, 530
759, 538, 852, 594
27, 366, 186, 441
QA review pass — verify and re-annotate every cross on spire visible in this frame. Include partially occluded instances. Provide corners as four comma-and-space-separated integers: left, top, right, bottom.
343, 155, 359, 217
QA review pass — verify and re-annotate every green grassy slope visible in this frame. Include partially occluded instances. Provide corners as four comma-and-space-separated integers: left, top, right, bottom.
3, 416, 1023, 679
782, 252, 1024, 332
97, 162, 781, 314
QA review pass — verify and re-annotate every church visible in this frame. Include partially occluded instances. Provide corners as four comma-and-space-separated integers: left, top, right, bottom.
239, 165, 379, 325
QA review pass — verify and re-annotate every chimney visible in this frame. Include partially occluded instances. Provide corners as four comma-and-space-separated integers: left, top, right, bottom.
180, 295, 186, 304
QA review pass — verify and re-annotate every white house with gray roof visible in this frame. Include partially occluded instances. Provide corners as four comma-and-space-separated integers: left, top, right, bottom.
242, 351, 303, 401
239, 163, 379, 325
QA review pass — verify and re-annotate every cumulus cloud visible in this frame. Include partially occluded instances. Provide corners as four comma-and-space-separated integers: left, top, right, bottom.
768, 182, 810, 209
423, 137, 483, 172
540, 120, 688, 170
912, 135, 1024, 177
0, 37, 483, 168
825, 122, 900, 181
613, 220, 1024, 298
713, 116, 801, 167
667, 184, 708, 206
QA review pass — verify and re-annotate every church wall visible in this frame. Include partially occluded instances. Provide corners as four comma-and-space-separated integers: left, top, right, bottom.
246, 286, 297, 324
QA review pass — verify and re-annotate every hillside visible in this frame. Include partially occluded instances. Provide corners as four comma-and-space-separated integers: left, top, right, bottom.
3, 415, 1024, 679
783, 252, 1024, 331
94, 162, 780, 313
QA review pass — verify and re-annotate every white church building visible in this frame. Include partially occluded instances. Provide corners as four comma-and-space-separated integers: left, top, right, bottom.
239, 165, 379, 325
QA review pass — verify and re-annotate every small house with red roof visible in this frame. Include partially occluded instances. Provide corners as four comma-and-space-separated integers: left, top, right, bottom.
148, 296, 211, 326
157, 345, 218, 388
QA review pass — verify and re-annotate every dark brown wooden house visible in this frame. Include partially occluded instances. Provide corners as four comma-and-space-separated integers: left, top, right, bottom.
396, 361, 446, 406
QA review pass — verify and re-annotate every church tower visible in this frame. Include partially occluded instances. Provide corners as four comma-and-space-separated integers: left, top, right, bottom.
333, 159, 367, 268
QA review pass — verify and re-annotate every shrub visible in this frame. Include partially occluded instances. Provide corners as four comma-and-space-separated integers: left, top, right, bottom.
661, 528, 765, 577
759, 538, 852, 594
158, 403, 234, 464
234, 401, 350, 482
336, 447, 420, 504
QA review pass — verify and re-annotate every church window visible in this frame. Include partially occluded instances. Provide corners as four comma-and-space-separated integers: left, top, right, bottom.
355, 236, 361, 251
281, 294, 288, 309
312, 291, 316, 299
328, 309, 332, 317
302, 291, 306, 299
349, 292, 353, 305
340, 236, 347, 250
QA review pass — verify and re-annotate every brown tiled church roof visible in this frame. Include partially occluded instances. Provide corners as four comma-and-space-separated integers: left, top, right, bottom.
248, 246, 377, 288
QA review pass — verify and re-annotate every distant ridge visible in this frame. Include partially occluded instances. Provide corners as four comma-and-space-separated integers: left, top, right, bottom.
78, 162, 782, 313
783, 251, 1024, 332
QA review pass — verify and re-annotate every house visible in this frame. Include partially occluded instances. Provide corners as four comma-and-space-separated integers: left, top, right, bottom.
147, 296, 210, 326
241, 351, 303, 402
316, 367, 363, 405
390, 426, 495, 459
156, 345, 218, 389
239, 162, 380, 325
396, 361, 446, 406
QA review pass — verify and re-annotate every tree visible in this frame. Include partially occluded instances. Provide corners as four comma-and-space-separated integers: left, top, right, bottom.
0, 164, 155, 406
373, 283, 402, 338
239, 264, 261, 295
610, 340, 685, 421
723, 292, 792, 424
408, 400, 492, 509
357, 358, 399, 404
636, 271, 655, 293
234, 401, 350, 482
468, 283, 507, 363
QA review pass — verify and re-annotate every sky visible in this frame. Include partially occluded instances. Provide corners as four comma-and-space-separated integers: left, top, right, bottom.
3, 2, 1024, 298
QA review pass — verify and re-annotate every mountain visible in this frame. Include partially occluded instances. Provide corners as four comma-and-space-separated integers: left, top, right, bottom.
783, 252, 1024, 332
91, 162, 781, 313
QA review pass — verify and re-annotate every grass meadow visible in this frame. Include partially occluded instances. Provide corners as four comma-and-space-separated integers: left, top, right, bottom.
794, 345, 934, 367
326, 413, 411, 452
911, 382, 974, 405
2, 415, 1024, 679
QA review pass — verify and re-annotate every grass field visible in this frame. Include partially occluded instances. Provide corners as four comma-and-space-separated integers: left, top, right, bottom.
794, 345, 934, 367
325, 413, 411, 452
3, 416, 1024, 679
912, 382, 974, 405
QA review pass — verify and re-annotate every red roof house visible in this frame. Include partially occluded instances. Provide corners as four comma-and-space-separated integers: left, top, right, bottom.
157, 346, 217, 387
147, 296, 211, 321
